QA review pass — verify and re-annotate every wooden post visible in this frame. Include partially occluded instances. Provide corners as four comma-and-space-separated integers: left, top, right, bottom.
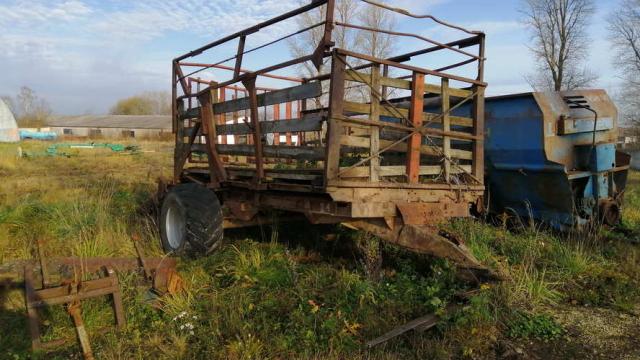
441, 78, 451, 182
199, 86, 227, 184
370, 64, 381, 182
219, 87, 227, 145
242, 77, 265, 182
285, 102, 293, 145
273, 103, 280, 145
406, 72, 425, 183
325, 51, 346, 183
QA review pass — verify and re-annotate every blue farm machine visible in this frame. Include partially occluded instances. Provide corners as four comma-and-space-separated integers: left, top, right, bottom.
481, 90, 630, 231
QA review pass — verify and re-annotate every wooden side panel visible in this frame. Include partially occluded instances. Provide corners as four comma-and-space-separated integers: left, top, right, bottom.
213, 82, 322, 114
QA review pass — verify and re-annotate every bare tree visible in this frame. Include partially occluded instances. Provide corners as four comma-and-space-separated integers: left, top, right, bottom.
4, 86, 53, 128
522, 0, 597, 91
288, 0, 363, 79
608, 0, 640, 125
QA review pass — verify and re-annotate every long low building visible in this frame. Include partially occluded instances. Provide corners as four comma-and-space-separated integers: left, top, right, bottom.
47, 115, 172, 139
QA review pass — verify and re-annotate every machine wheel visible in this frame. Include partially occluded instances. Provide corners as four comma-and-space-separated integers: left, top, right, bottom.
159, 183, 224, 256
600, 200, 622, 227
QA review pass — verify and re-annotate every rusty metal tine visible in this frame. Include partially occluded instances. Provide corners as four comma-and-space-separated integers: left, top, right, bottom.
133, 240, 152, 281
67, 301, 95, 360
24, 264, 42, 351
104, 266, 125, 328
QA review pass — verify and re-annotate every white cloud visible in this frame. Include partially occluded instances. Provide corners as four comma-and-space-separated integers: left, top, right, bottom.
0, 0, 91, 29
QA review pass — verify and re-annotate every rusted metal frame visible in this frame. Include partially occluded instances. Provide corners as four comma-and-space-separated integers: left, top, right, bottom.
224, 191, 352, 218
370, 64, 382, 182
407, 72, 426, 184
175, 0, 328, 62
188, 77, 282, 92
325, 51, 347, 183
335, 22, 481, 60
24, 265, 125, 354
199, 54, 317, 96
234, 36, 247, 79
242, 77, 265, 182
183, 63, 303, 83
336, 48, 486, 87
308, 35, 483, 83
312, 0, 336, 70
359, 0, 482, 35
442, 78, 451, 182
199, 87, 228, 185
181, 21, 326, 81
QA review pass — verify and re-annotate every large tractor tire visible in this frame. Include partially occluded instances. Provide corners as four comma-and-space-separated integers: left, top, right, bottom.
159, 183, 224, 257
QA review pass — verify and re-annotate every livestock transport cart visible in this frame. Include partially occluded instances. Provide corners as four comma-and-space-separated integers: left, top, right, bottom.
160, 0, 492, 277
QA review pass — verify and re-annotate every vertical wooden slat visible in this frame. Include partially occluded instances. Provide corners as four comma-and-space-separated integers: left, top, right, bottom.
382, 64, 389, 101
325, 51, 346, 183
199, 86, 227, 184
370, 64, 381, 182
242, 77, 265, 181
273, 103, 280, 145
406, 72, 425, 183
442, 78, 451, 182
219, 88, 227, 145
285, 102, 293, 145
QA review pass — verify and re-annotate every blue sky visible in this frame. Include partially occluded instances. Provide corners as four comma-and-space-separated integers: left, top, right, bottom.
0, 0, 623, 115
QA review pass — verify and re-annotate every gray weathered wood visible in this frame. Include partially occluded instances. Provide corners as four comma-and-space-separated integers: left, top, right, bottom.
215, 144, 325, 161
214, 82, 322, 114
216, 114, 323, 135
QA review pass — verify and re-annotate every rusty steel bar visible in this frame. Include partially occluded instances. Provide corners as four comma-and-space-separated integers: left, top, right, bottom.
179, 21, 325, 80
174, 0, 329, 62
334, 22, 482, 60
181, 63, 303, 83
336, 48, 486, 86
360, 0, 482, 35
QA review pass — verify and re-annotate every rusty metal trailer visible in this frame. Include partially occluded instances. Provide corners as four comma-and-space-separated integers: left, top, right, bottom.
161, 0, 492, 276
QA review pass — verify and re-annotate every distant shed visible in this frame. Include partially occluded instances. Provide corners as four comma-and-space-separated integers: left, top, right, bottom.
47, 115, 172, 139
0, 99, 19, 142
